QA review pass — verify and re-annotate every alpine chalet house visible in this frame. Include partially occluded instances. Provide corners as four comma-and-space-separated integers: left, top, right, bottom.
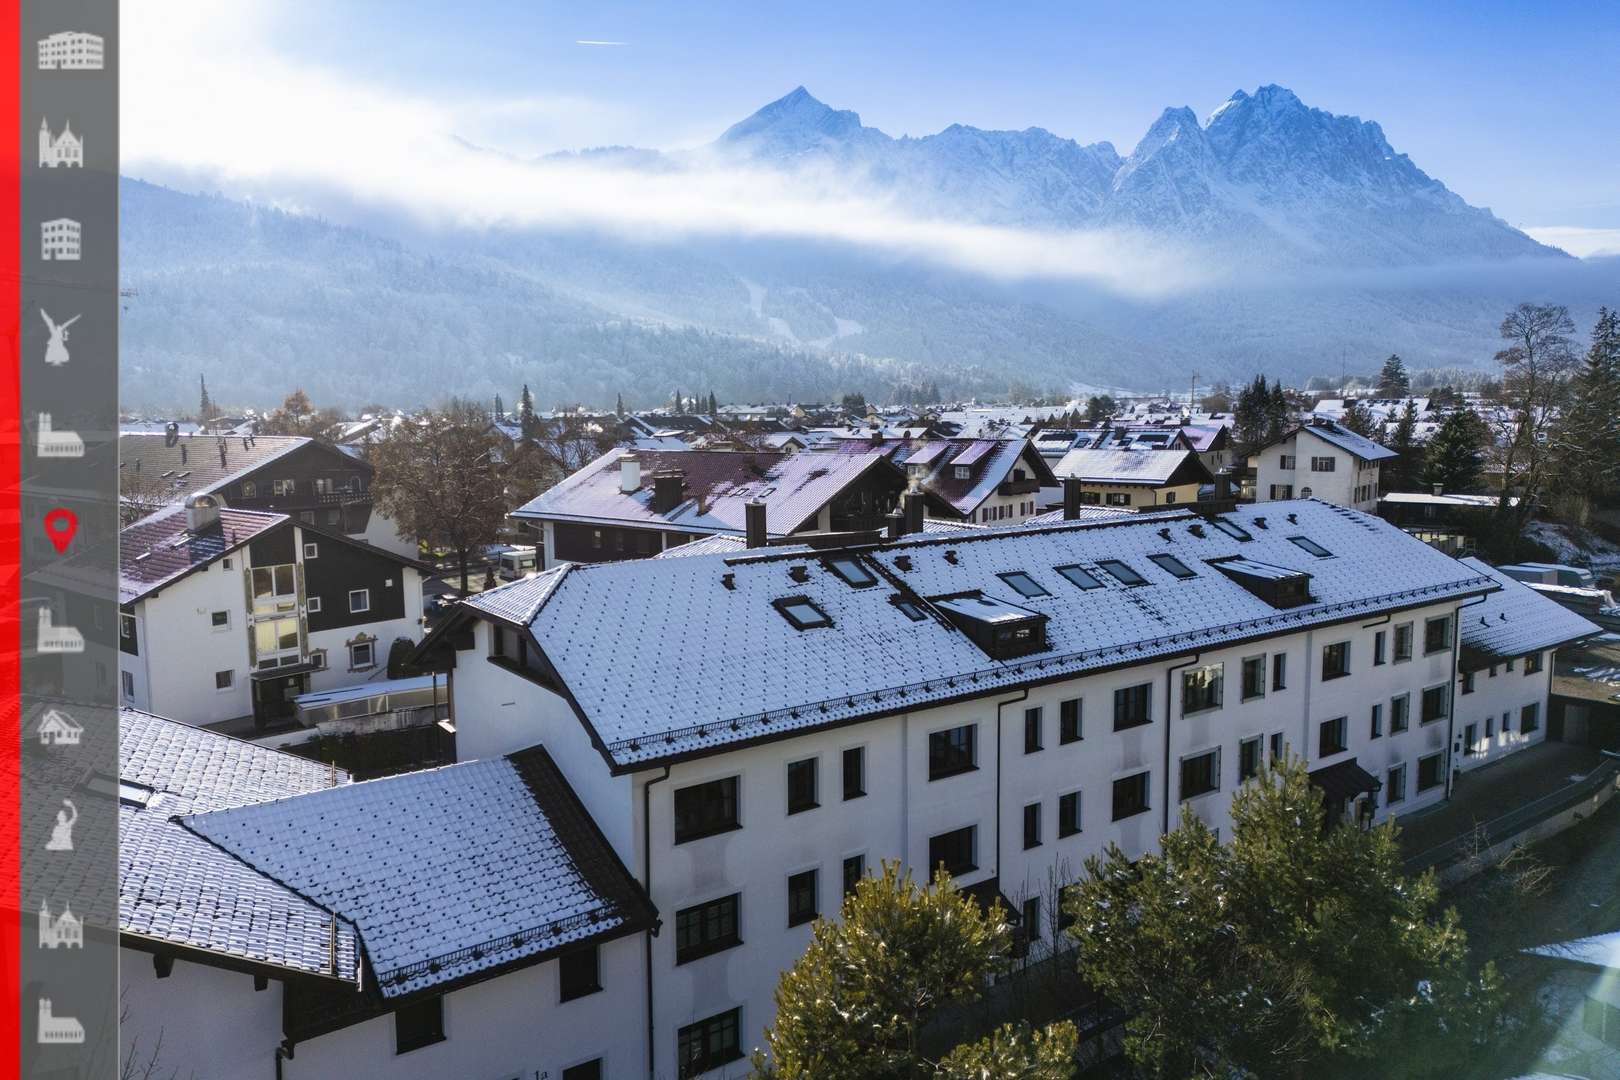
513, 447, 908, 570
1252, 416, 1395, 511
883, 437, 1058, 526
118, 494, 426, 728
420, 498, 1501, 1078
1453, 558, 1599, 771
118, 708, 655, 1080
1051, 447, 1213, 508
118, 429, 414, 556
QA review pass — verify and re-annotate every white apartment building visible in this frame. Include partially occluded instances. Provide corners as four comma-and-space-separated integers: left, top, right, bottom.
41, 217, 81, 260
1253, 417, 1395, 511
425, 499, 1525, 1079
118, 495, 425, 728
38, 31, 104, 70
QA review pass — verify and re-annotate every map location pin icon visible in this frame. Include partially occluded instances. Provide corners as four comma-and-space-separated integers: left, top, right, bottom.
44, 508, 79, 554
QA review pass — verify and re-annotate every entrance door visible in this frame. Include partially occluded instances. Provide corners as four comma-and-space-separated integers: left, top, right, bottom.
253, 672, 309, 728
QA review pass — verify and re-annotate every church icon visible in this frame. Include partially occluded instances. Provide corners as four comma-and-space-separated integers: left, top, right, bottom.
36, 607, 85, 654
37, 998, 85, 1045
39, 118, 83, 168
39, 901, 84, 949
38, 708, 82, 747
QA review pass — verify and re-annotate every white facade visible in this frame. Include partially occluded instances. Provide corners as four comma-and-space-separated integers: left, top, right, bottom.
1454, 649, 1551, 771
448, 596, 1466, 1078
1254, 427, 1382, 511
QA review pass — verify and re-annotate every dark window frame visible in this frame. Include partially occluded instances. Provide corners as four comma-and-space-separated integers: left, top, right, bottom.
1149, 553, 1196, 580
1024, 706, 1043, 753
1179, 749, 1221, 801
842, 746, 866, 800
1287, 535, 1333, 558
1111, 771, 1151, 821
677, 1008, 743, 1079
1058, 790, 1081, 837
998, 571, 1051, 598
928, 825, 977, 877
824, 555, 878, 589
1097, 559, 1147, 586
787, 868, 819, 927
1241, 655, 1266, 701
1054, 564, 1104, 591
1416, 752, 1445, 792
1238, 736, 1263, 782
786, 757, 819, 815
842, 854, 865, 897
1113, 683, 1152, 731
773, 595, 833, 631
928, 724, 977, 780
1022, 802, 1042, 849
1318, 715, 1348, 757
1321, 641, 1351, 680
674, 893, 742, 965
1181, 664, 1224, 715
558, 944, 601, 1002
673, 777, 740, 844
1421, 684, 1449, 725
1059, 697, 1082, 743
393, 996, 446, 1055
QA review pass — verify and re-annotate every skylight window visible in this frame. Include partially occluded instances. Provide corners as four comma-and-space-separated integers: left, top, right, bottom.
1149, 554, 1196, 580
1287, 536, 1334, 558
774, 596, 833, 630
825, 555, 878, 589
891, 596, 928, 622
1097, 560, 1147, 586
1055, 564, 1104, 591
998, 571, 1050, 598
1212, 519, 1252, 541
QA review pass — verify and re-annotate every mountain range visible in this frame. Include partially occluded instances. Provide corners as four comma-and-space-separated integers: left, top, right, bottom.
119, 85, 1611, 411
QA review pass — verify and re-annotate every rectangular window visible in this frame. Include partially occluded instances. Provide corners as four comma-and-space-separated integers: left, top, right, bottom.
306, 596, 322, 613
1149, 553, 1196, 579
1239, 736, 1262, 782
1421, 685, 1449, 724
776, 594, 834, 630
214, 670, 234, 690
271, 478, 295, 497
348, 588, 371, 614
1369, 702, 1383, 739
349, 641, 375, 670
1417, 753, 1444, 792
1022, 803, 1042, 849
1521, 702, 1541, 732
928, 825, 977, 877
1269, 484, 1293, 500
928, 725, 976, 780
121, 670, 135, 699
1097, 559, 1146, 586
675, 894, 741, 964
1321, 641, 1350, 680
210, 610, 229, 629
1524, 652, 1544, 675
1272, 653, 1288, 691
1288, 535, 1333, 558
999, 571, 1050, 598
1270, 731, 1284, 761
1485, 714, 1495, 738
842, 747, 865, 800
1058, 791, 1081, 837
678, 1008, 742, 1079
1059, 698, 1082, 743
787, 869, 819, 927
562, 1061, 602, 1080
1424, 616, 1452, 655
1241, 655, 1266, 700
1056, 564, 1104, 591
1023, 897, 1041, 942
120, 612, 136, 640
1463, 723, 1478, 755
1279, 454, 1296, 470
1387, 764, 1407, 805
1390, 694, 1410, 733
558, 945, 601, 1001
787, 758, 818, 814
1182, 664, 1224, 714
1024, 707, 1043, 753
1112, 772, 1150, 821
1180, 749, 1220, 800
1105, 492, 1132, 507
1501, 709, 1512, 733
1310, 456, 1336, 472
1460, 669, 1474, 694
843, 854, 865, 897
303, 542, 319, 559
1373, 631, 1387, 666
673, 777, 739, 844
394, 996, 445, 1055
1393, 622, 1413, 662
1318, 716, 1348, 757
1114, 683, 1153, 730
826, 555, 878, 588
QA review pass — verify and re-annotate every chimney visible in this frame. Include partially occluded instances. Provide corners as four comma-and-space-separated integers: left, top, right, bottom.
619, 452, 640, 493
745, 499, 767, 548
885, 509, 904, 540
903, 490, 925, 535
180, 442, 188, 464
1432, 483, 1443, 496
164, 422, 179, 447
184, 492, 221, 533
1062, 477, 1082, 520
652, 471, 685, 513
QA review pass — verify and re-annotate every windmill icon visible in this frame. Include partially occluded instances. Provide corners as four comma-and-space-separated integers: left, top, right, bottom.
41, 309, 79, 367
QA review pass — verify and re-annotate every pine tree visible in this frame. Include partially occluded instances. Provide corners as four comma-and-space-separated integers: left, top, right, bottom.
1341, 399, 1380, 439
1384, 399, 1422, 492
615, 392, 625, 417
1376, 354, 1411, 396
517, 384, 535, 435
1422, 410, 1488, 493
198, 375, 214, 421
493, 392, 504, 421
1556, 306, 1620, 501
708, 391, 718, 415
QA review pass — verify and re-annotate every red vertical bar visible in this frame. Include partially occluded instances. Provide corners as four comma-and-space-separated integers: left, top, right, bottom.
0, 0, 20, 1072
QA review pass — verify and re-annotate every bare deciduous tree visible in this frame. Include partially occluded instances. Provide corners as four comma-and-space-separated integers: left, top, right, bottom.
1488, 303, 1578, 548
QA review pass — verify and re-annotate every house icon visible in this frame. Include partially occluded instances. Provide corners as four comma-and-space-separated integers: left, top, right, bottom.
37, 709, 82, 747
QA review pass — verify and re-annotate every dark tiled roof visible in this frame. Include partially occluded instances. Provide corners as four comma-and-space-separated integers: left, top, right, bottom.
118, 433, 316, 503
119, 505, 286, 603
1457, 557, 1601, 666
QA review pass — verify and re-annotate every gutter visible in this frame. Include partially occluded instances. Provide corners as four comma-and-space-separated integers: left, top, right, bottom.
1162, 654, 1201, 836
641, 766, 671, 1080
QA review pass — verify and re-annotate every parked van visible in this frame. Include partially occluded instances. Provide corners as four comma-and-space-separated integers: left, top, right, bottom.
1498, 562, 1597, 589
495, 545, 538, 580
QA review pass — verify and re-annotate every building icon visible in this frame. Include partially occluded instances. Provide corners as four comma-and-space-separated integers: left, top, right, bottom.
37, 999, 85, 1045
37, 413, 86, 459
37, 709, 82, 747
38, 32, 104, 70
40, 118, 83, 168
37, 607, 85, 655
39, 901, 84, 949
41, 218, 81, 261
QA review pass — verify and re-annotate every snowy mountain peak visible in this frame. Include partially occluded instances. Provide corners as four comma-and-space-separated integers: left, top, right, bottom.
717, 86, 875, 155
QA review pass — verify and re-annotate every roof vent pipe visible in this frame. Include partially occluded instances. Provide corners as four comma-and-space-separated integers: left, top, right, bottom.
1062, 477, 1082, 521
745, 499, 768, 548
619, 453, 640, 493
1432, 483, 1443, 497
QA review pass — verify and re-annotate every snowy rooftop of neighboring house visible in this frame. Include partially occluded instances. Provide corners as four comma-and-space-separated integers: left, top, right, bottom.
511, 446, 902, 537
454, 500, 1496, 769
1052, 447, 1213, 486
1524, 931, 1620, 971
1077, 427, 1188, 452
118, 708, 362, 984
1380, 492, 1516, 508
1284, 418, 1398, 462
1020, 507, 1169, 526
183, 746, 655, 998
901, 438, 1057, 517
118, 504, 286, 603
118, 432, 323, 503
1455, 557, 1600, 666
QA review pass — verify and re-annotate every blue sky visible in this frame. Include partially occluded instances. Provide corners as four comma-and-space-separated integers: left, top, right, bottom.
250, 0, 1620, 233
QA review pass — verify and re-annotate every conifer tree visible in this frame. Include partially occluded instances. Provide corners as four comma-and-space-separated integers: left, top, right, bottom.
1555, 306, 1620, 501
1341, 399, 1381, 439
1383, 399, 1422, 492
493, 392, 504, 421
616, 392, 625, 417
709, 390, 719, 415
517, 384, 535, 434
1376, 354, 1411, 396
1422, 409, 1488, 493
198, 375, 214, 421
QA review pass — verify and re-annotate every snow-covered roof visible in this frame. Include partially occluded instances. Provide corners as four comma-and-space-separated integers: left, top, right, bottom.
291, 674, 442, 709
455, 500, 1497, 770
118, 504, 286, 603
119, 708, 362, 984
1287, 419, 1398, 462
1380, 492, 1512, 508
1052, 447, 1212, 486
1525, 931, 1620, 971
1020, 507, 1146, 526
183, 746, 655, 999
1456, 557, 1600, 666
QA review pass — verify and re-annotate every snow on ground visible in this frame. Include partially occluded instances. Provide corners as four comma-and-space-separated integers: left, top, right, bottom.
1525, 521, 1620, 569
